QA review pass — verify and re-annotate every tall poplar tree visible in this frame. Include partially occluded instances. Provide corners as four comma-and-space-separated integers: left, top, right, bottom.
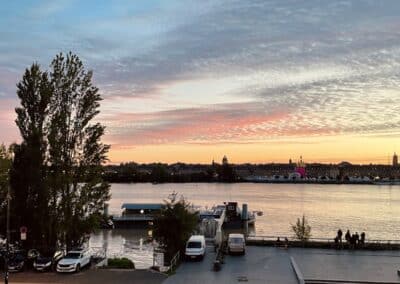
12, 64, 51, 247
0, 144, 13, 230
13, 53, 110, 249
47, 53, 110, 249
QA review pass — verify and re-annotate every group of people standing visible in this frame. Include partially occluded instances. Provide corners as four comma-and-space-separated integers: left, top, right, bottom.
335, 229, 366, 249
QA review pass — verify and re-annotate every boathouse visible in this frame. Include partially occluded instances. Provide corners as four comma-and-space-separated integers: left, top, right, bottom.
112, 203, 164, 228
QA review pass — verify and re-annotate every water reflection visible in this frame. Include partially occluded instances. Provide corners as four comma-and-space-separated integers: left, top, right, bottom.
107, 183, 400, 240
89, 229, 154, 269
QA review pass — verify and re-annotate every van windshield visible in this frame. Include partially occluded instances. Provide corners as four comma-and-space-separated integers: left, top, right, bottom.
229, 238, 244, 244
187, 241, 202, 248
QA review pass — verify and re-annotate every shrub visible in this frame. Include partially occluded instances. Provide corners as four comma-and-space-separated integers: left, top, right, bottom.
107, 258, 135, 269
153, 192, 198, 261
291, 215, 311, 242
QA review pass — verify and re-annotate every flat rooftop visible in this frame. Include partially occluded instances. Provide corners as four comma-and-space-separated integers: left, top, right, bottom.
121, 203, 163, 210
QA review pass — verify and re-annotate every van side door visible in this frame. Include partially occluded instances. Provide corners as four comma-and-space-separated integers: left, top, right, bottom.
84, 251, 90, 267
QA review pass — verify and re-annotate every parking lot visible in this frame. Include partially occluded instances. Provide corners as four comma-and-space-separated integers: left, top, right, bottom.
164, 246, 298, 284
164, 246, 400, 284
6, 246, 400, 283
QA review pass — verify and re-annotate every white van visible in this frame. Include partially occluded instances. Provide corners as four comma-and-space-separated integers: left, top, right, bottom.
228, 233, 246, 255
185, 235, 206, 260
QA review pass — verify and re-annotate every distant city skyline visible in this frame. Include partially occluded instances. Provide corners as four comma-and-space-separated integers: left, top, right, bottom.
1, 1, 400, 164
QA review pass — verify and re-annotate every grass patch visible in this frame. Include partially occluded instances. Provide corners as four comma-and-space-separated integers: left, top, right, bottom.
107, 258, 135, 269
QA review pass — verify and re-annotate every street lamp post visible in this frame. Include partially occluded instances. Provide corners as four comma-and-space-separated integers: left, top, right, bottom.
4, 151, 13, 284
4, 189, 11, 284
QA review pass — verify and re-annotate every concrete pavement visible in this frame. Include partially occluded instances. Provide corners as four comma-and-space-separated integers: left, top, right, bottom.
8, 247, 400, 284
164, 246, 400, 284
292, 248, 400, 283
164, 246, 298, 284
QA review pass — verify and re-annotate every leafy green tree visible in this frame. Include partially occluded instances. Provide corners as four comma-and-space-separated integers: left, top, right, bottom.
47, 52, 110, 249
0, 144, 13, 230
12, 63, 51, 247
218, 163, 236, 182
291, 215, 312, 242
0, 144, 13, 196
153, 193, 198, 260
13, 53, 110, 249
150, 164, 170, 183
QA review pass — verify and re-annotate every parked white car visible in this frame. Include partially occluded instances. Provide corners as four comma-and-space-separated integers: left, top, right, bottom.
228, 233, 246, 255
185, 235, 206, 260
56, 249, 91, 273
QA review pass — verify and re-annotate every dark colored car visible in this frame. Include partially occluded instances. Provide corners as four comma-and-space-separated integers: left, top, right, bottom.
33, 250, 64, 272
26, 249, 40, 268
8, 253, 26, 272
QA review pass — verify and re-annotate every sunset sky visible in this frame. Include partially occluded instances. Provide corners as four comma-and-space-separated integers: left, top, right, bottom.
1, 1, 400, 164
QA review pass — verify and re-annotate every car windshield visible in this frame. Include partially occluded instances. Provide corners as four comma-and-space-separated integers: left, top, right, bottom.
64, 252, 81, 259
37, 257, 52, 262
229, 238, 244, 244
11, 254, 25, 261
187, 241, 202, 248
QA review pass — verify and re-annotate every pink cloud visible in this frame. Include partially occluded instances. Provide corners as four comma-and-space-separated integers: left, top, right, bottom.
0, 98, 20, 144
102, 101, 341, 149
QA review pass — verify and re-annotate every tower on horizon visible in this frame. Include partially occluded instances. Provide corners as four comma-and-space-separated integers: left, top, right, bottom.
295, 156, 306, 177
222, 155, 228, 165
393, 153, 398, 167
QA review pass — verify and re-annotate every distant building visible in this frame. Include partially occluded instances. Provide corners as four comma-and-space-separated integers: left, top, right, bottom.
222, 155, 228, 165
338, 161, 352, 167
295, 156, 306, 178
393, 153, 398, 167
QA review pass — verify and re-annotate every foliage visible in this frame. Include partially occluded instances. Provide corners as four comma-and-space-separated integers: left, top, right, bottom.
102, 163, 217, 183
150, 164, 169, 183
0, 144, 13, 228
12, 52, 110, 249
0, 144, 13, 193
217, 163, 237, 182
153, 192, 198, 260
291, 215, 312, 242
107, 257, 135, 269
11, 63, 51, 246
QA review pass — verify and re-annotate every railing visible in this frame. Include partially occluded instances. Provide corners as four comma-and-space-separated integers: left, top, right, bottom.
90, 246, 107, 259
167, 251, 180, 274
112, 214, 154, 221
246, 235, 400, 245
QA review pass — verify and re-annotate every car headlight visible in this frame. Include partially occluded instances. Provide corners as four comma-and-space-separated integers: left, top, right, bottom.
45, 261, 52, 267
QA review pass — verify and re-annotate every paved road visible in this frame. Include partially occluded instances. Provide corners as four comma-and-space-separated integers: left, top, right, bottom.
164, 246, 298, 284
9, 269, 166, 284
8, 247, 400, 283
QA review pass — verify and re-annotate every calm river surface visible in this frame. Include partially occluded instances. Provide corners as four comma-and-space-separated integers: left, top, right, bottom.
107, 183, 400, 239
90, 183, 400, 267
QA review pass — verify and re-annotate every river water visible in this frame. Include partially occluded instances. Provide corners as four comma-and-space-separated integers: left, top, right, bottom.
90, 183, 400, 267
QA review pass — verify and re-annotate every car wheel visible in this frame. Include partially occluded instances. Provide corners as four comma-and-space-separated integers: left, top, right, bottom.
76, 264, 80, 273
